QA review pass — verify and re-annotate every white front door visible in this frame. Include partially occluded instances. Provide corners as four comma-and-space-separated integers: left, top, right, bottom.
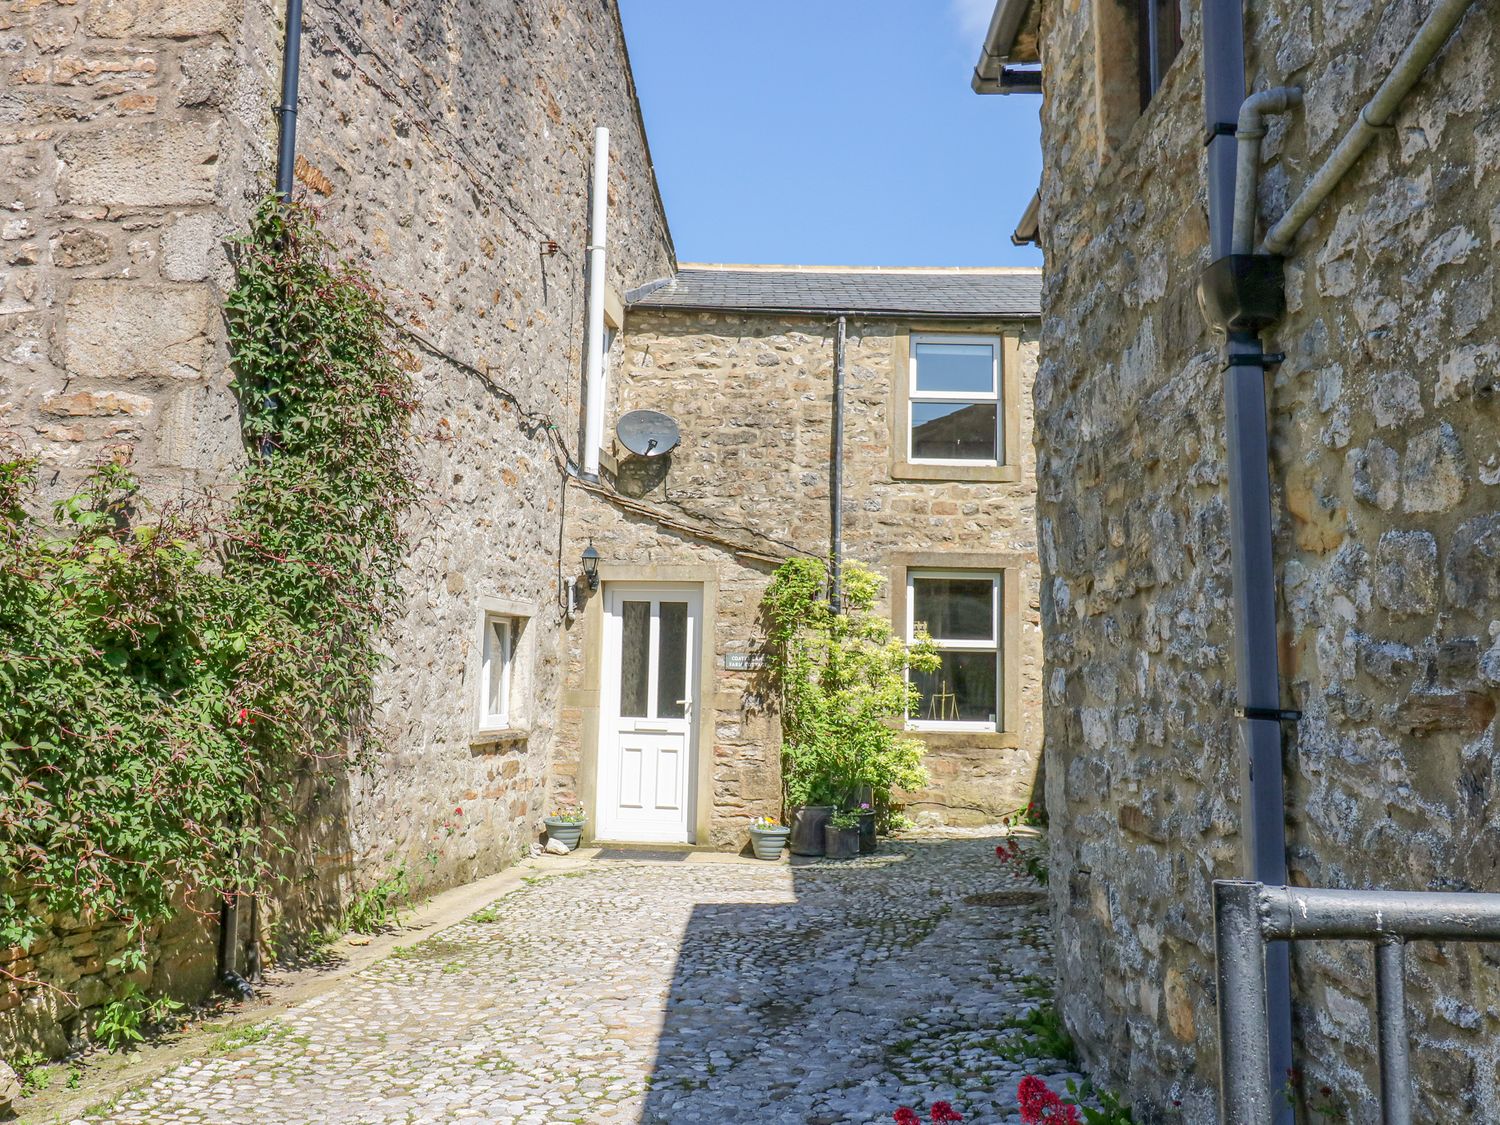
597, 584, 701, 843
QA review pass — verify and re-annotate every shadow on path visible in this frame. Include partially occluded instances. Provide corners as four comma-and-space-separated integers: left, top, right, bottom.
639, 835, 1068, 1125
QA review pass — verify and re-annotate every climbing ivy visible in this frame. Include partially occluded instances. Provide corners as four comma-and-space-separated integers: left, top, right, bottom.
762, 557, 938, 814
0, 198, 417, 974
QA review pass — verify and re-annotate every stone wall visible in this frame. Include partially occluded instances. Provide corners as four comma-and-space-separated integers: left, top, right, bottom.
1033, 0, 1500, 1118
1, 0, 674, 1054
553, 306, 1043, 846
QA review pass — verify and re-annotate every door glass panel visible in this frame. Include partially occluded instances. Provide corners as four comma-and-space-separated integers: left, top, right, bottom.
656, 601, 688, 719
912, 577, 994, 642
620, 600, 650, 718
914, 341, 994, 393
912, 651, 998, 724
911, 402, 998, 461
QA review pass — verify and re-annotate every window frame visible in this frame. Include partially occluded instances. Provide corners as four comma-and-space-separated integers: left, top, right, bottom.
479, 614, 514, 730
472, 595, 537, 742
889, 326, 1022, 484
905, 568, 1002, 733
906, 332, 1003, 467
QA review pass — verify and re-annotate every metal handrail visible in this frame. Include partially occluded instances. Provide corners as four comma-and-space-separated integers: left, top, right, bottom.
1213, 880, 1500, 1125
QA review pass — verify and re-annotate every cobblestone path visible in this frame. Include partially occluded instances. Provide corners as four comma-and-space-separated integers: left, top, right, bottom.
79, 835, 1081, 1124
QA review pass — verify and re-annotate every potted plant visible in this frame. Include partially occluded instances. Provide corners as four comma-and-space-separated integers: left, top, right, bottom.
856, 801, 877, 854
543, 802, 587, 850
824, 809, 861, 859
748, 816, 790, 860
790, 800, 835, 856
762, 558, 938, 858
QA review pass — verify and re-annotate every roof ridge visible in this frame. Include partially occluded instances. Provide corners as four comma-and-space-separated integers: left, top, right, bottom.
674, 262, 1041, 275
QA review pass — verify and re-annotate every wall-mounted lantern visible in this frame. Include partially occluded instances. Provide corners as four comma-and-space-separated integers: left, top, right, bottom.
581, 539, 601, 591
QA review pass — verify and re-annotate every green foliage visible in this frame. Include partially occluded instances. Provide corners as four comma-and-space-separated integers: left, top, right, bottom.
1064, 1079, 1136, 1125
91, 982, 180, 1051
829, 809, 863, 829
0, 197, 417, 1020
212, 1021, 278, 1052
997, 1002, 1078, 1065
762, 558, 938, 812
11, 1050, 50, 1096
339, 865, 410, 934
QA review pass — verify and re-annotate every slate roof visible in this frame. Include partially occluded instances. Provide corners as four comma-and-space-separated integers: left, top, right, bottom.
628, 266, 1041, 319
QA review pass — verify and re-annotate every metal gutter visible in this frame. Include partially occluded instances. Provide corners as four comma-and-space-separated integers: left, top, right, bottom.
1011, 189, 1041, 247
625, 303, 1039, 322
972, 0, 1041, 95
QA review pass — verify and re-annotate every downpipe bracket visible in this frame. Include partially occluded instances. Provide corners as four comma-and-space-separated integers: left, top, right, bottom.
1236, 706, 1302, 723
1224, 352, 1285, 370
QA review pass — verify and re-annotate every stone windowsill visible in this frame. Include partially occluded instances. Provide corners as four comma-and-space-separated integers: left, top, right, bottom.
470, 727, 529, 747
890, 460, 1021, 483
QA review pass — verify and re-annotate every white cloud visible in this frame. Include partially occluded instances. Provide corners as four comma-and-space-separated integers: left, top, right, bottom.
950, 0, 995, 41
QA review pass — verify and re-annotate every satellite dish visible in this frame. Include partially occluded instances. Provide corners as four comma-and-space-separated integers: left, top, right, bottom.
617, 409, 681, 457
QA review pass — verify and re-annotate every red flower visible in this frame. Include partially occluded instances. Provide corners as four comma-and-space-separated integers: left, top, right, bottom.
1018, 1077, 1079, 1125
930, 1101, 963, 1123
894, 1109, 921, 1125
454, 807, 463, 815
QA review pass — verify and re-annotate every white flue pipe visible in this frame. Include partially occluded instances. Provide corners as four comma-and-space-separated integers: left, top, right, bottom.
582, 126, 609, 480
1231, 87, 1302, 255
1262, 0, 1477, 255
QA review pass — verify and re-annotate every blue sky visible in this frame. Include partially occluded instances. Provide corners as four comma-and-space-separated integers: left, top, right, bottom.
617, 0, 1042, 269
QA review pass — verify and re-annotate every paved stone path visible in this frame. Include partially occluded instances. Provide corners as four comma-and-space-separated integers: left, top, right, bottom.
75, 834, 1082, 1124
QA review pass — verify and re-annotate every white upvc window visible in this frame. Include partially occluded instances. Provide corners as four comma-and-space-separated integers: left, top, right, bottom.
473, 596, 536, 739
906, 569, 1001, 732
479, 614, 514, 730
907, 333, 1004, 465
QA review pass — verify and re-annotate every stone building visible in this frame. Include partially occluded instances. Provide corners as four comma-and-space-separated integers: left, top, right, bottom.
554, 266, 1043, 847
1, 0, 675, 1051
972, 0, 1500, 1119
0, 0, 1043, 1054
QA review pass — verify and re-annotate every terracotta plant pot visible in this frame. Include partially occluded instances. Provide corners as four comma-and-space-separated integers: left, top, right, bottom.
824, 823, 860, 860
543, 817, 586, 850
790, 805, 834, 856
749, 825, 790, 860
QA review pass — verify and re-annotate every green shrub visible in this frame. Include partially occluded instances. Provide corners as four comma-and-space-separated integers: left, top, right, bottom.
0, 198, 417, 997
762, 558, 938, 813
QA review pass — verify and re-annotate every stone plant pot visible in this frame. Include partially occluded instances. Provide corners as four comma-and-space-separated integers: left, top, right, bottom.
824, 824, 860, 860
543, 817, 586, 851
857, 811, 877, 854
790, 805, 834, 856
749, 825, 790, 860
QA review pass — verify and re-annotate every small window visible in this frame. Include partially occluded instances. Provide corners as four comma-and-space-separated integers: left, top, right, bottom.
908, 335, 1002, 465
907, 571, 1001, 731
1135, 0, 1181, 109
479, 614, 514, 730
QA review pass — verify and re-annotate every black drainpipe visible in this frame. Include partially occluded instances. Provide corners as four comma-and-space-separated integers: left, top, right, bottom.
1200, 2, 1295, 1117
276, 0, 305, 200
220, 0, 305, 993
829, 315, 847, 611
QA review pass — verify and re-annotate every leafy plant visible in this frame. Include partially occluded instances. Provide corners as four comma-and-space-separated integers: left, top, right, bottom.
0, 197, 417, 1021
763, 558, 938, 815
10, 1051, 50, 1096
996, 838, 1050, 885
340, 865, 411, 934
1063, 1080, 1135, 1125
829, 809, 863, 829
94, 984, 152, 1051
997, 1002, 1077, 1065
749, 816, 784, 831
